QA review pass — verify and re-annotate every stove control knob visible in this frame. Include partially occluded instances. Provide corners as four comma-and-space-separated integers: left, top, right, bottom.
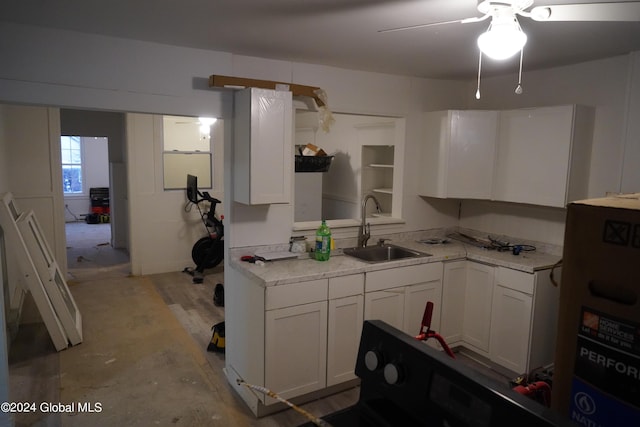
364, 350, 382, 371
383, 362, 403, 385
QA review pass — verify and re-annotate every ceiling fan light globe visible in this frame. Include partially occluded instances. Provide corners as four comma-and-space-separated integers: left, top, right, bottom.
477, 26, 527, 60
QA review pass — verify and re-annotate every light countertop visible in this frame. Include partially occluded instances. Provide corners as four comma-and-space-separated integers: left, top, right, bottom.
229, 239, 562, 287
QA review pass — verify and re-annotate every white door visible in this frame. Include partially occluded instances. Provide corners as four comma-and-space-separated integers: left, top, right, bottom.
264, 301, 327, 403
490, 285, 533, 374
462, 262, 494, 354
327, 294, 364, 386
403, 281, 442, 336
447, 110, 498, 199
364, 289, 404, 331
441, 261, 467, 345
493, 106, 574, 207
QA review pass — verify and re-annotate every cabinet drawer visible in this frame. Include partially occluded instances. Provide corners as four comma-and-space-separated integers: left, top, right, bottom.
329, 274, 364, 299
266, 279, 328, 310
496, 267, 534, 295
366, 262, 441, 292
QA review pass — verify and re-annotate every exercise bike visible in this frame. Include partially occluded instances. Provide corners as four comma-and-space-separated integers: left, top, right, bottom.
184, 176, 224, 284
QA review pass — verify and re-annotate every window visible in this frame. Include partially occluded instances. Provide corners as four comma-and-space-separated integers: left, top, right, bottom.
61, 136, 83, 194
162, 115, 214, 190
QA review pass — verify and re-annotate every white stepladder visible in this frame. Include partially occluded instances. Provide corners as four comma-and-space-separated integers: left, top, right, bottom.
0, 192, 82, 351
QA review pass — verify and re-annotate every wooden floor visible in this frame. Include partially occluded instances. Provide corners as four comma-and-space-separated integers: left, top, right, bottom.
8, 223, 360, 427
148, 267, 361, 427
7, 223, 512, 426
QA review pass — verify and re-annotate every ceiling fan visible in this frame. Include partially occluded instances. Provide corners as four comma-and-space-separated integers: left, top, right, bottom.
379, 1, 640, 98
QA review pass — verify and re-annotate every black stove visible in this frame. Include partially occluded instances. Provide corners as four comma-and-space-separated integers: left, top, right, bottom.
300, 320, 572, 427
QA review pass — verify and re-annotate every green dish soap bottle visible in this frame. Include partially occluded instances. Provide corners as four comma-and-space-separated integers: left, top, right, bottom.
315, 220, 331, 261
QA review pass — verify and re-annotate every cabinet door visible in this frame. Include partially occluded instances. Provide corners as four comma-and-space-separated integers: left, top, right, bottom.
327, 294, 364, 386
441, 261, 467, 345
234, 87, 292, 205
463, 262, 494, 354
493, 106, 574, 207
364, 289, 404, 330
403, 280, 442, 336
265, 301, 327, 402
490, 285, 533, 374
447, 110, 498, 199
420, 110, 497, 199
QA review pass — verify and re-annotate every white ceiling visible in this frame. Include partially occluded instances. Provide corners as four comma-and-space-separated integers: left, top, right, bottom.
2, 0, 640, 80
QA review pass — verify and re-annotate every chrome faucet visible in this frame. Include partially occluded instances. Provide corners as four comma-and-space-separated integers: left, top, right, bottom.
358, 194, 382, 247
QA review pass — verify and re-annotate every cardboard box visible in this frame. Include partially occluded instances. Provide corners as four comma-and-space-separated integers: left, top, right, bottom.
552, 194, 640, 426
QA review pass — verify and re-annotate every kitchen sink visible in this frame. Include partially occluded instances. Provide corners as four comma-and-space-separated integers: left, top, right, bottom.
342, 244, 431, 263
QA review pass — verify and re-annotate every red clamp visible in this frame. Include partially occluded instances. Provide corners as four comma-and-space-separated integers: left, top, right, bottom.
415, 301, 456, 359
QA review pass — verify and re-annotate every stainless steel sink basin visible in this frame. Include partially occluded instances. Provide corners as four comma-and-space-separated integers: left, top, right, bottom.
342, 244, 431, 263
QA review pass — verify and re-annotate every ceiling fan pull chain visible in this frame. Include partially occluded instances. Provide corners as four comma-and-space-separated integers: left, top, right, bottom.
515, 48, 524, 95
476, 50, 483, 100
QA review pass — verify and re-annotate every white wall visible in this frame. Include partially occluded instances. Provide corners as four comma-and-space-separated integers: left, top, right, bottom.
458, 54, 640, 246
1, 21, 639, 272
0, 110, 9, 195
0, 22, 232, 119
226, 58, 466, 249
468, 54, 633, 198
621, 52, 640, 193
126, 114, 225, 275
0, 105, 66, 267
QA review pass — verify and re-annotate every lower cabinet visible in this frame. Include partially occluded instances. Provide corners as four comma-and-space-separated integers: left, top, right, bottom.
440, 261, 560, 375
265, 300, 328, 403
264, 274, 365, 404
441, 260, 467, 345
364, 262, 443, 340
327, 274, 365, 387
462, 261, 495, 354
490, 284, 532, 373
264, 278, 329, 404
490, 266, 560, 374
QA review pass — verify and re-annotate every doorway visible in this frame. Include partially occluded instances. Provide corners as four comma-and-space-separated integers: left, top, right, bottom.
59, 109, 131, 274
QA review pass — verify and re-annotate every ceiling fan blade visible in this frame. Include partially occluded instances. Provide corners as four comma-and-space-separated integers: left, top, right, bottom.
531, 2, 640, 22
378, 15, 488, 33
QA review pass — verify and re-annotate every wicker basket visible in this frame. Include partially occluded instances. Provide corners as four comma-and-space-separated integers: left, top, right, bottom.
295, 155, 334, 173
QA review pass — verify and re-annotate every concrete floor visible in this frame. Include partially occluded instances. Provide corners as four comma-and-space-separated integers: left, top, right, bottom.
8, 222, 512, 427
8, 222, 358, 427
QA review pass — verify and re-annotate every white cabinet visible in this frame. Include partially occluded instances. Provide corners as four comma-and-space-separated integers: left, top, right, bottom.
490, 267, 560, 374
264, 274, 365, 403
403, 281, 442, 338
493, 105, 593, 207
364, 288, 405, 331
233, 87, 293, 205
462, 261, 495, 354
490, 283, 532, 374
441, 260, 467, 346
364, 263, 443, 338
264, 279, 328, 403
420, 110, 498, 199
327, 274, 364, 387
265, 302, 328, 402
441, 261, 560, 375
420, 105, 593, 208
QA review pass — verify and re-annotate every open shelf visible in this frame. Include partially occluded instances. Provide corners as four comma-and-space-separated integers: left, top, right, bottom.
372, 188, 393, 195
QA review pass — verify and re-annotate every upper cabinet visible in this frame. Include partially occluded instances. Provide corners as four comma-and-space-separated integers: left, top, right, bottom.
420, 110, 499, 199
233, 88, 293, 205
420, 105, 593, 208
493, 105, 594, 208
